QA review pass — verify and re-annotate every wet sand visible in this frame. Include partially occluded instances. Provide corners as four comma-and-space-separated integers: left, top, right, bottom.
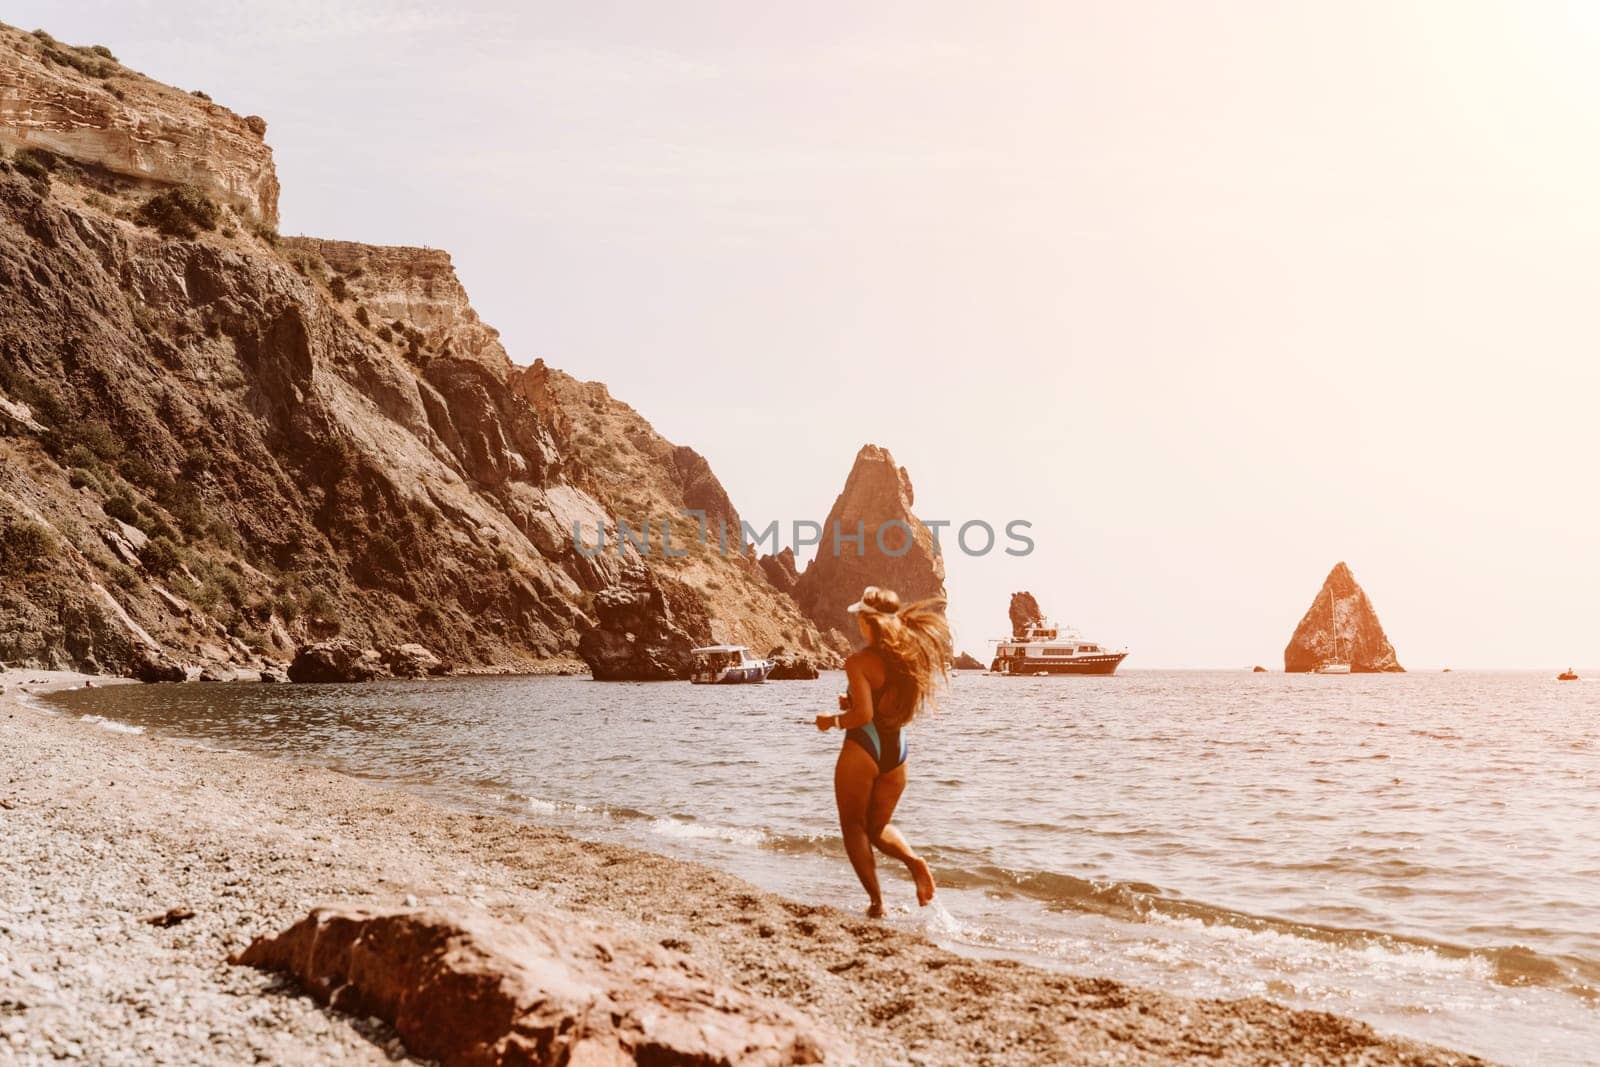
0, 673, 1488, 1066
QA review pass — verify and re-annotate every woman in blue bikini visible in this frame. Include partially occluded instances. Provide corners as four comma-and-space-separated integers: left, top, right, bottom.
814, 585, 950, 917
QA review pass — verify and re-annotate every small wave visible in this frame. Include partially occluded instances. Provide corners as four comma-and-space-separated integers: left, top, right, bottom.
646, 816, 766, 847
9, 689, 59, 714
933, 861, 1600, 1000
80, 714, 144, 735
521, 793, 596, 817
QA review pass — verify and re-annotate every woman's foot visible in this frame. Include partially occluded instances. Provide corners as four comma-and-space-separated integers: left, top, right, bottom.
866, 899, 885, 919
907, 855, 935, 906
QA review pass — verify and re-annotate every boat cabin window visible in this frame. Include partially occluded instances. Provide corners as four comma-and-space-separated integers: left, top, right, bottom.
1080, 645, 1098, 653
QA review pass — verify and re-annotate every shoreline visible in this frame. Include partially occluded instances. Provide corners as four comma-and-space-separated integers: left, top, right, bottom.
1, 675, 1488, 1065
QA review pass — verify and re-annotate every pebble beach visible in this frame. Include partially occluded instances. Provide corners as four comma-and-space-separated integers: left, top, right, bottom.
0, 675, 1488, 1066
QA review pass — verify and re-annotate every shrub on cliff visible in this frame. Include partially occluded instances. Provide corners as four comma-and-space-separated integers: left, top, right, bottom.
0, 519, 56, 577
11, 149, 53, 189
102, 493, 140, 527
141, 536, 182, 576
135, 186, 221, 239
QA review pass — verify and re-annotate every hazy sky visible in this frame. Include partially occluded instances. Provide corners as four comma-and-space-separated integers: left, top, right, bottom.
17, 2, 1600, 667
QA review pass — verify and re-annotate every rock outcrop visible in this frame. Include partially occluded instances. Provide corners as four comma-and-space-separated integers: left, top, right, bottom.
790, 445, 946, 642
1008, 591, 1045, 638
0, 27, 278, 225
1284, 562, 1404, 673
576, 566, 698, 681
766, 646, 821, 680
234, 905, 845, 1067
952, 651, 985, 670
279, 238, 510, 371
758, 547, 800, 596
287, 641, 384, 683
380, 641, 444, 678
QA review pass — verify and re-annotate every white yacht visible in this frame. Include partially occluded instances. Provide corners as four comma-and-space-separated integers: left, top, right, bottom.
989, 622, 1128, 676
689, 645, 774, 685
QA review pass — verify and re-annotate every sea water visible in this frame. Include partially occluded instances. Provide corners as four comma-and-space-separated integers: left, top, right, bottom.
50, 671, 1600, 1065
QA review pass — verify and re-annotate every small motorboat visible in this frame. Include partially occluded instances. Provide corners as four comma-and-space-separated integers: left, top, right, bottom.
1558, 669, 1580, 682
690, 645, 774, 685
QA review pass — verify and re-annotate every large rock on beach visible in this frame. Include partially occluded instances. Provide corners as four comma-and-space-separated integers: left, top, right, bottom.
766, 646, 821, 680
576, 565, 698, 681
287, 640, 386, 683
233, 905, 846, 1067
790, 444, 946, 640
380, 642, 445, 678
1284, 562, 1405, 673
132, 649, 187, 683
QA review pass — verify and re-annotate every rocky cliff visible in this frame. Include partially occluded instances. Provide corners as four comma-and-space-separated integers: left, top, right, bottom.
0, 24, 835, 677
1284, 562, 1404, 673
790, 444, 946, 642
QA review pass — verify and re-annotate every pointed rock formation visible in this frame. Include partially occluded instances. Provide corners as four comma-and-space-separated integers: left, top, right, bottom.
758, 547, 800, 596
791, 445, 946, 641
1008, 591, 1044, 638
1284, 562, 1404, 673
952, 651, 985, 670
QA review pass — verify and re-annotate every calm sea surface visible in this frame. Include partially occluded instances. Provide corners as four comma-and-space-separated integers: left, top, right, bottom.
47, 671, 1600, 1065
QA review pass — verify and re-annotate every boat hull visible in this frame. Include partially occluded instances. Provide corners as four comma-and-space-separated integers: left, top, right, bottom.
991, 652, 1127, 676
690, 663, 774, 684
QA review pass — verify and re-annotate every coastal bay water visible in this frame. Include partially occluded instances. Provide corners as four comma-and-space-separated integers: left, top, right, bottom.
47, 671, 1599, 1065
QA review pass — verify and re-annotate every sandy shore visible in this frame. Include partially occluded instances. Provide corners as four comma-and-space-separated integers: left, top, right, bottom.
0, 673, 1488, 1066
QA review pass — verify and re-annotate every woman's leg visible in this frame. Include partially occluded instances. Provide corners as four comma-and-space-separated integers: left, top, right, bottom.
866, 765, 936, 906
833, 741, 885, 916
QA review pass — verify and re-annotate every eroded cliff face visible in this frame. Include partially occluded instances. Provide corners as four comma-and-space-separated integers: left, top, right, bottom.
1284, 562, 1404, 673
0, 26, 278, 226
280, 239, 510, 371
790, 444, 947, 642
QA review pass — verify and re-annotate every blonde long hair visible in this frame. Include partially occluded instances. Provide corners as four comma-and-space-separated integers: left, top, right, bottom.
861, 593, 951, 728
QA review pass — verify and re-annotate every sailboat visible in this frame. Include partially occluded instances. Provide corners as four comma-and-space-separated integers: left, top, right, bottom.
1314, 592, 1352, 674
